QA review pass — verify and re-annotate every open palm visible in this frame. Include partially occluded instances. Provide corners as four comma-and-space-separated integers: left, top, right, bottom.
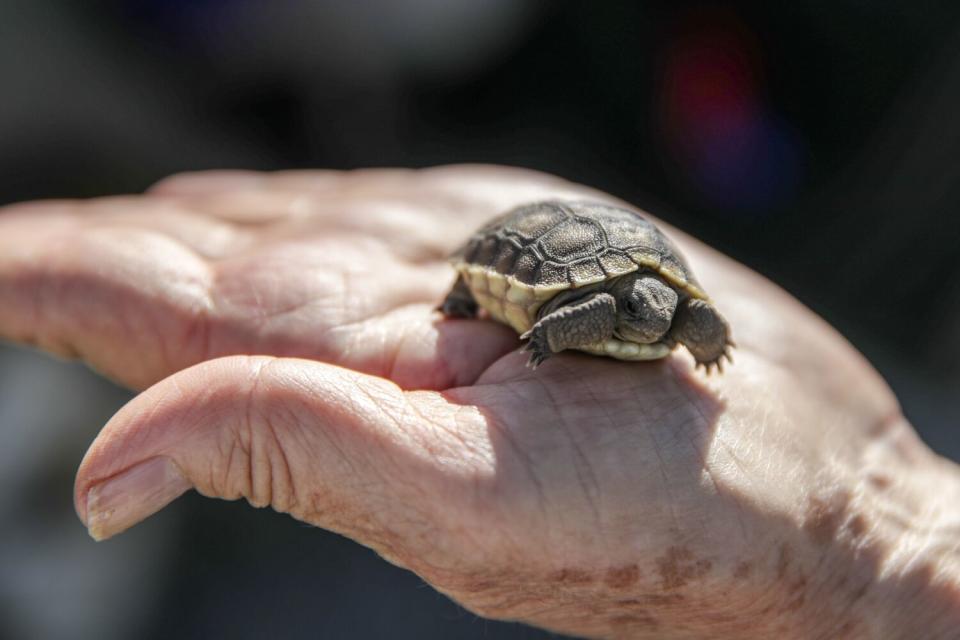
0, 166, 953, 639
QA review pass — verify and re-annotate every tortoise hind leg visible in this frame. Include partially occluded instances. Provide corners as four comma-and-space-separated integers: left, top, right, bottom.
439, 274, 478, 318
670, 298, 733, 373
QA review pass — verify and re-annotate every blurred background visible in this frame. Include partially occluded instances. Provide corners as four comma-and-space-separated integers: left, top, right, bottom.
2, 1, 960, 638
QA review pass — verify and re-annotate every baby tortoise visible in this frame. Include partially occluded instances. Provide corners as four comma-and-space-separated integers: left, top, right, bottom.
439, 201, 733, 371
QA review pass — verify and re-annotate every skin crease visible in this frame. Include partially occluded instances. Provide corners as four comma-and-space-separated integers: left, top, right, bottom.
0, 166, 959, 638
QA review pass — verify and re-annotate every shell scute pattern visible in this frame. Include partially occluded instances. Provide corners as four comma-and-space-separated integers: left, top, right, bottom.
453, 201, 707, 332
567, 258, 606, 283
598, 251, 636, 274
505, 204, 569, 241
494, 239, 522, 273
457, 202, 703, 292
511, 251, 540, 282
537, 217, 607, 263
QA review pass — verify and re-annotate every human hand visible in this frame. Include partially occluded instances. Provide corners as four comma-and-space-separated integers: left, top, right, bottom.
1, 166, 957, 639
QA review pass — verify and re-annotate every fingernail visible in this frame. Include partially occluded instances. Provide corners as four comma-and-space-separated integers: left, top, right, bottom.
85, 457, 191, 541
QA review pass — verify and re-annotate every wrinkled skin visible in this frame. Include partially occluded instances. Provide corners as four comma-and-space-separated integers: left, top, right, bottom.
611, 273, 679, 344
1, 166, 959, 639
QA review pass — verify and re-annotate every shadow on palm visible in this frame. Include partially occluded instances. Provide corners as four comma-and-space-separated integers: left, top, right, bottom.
456, 345, 727, 539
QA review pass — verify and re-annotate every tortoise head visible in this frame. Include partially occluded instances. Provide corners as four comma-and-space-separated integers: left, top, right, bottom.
610, 272, 678, 344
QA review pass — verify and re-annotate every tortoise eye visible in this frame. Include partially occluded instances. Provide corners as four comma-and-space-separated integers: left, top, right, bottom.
623, 298, 641, 315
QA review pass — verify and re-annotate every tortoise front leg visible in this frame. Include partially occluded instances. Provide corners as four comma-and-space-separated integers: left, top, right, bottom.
520, 293, 617, 368
438, 274, 478, 318
669, 298, 733, 372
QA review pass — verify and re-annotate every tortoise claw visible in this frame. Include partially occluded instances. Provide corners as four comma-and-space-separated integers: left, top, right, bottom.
523, 346, 550, 369
695, 343, 734, 375
526, 353, 547, 369
520, 328, 552, 369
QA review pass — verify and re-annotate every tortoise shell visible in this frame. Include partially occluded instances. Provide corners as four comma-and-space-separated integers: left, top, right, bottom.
451, 201, 706, 334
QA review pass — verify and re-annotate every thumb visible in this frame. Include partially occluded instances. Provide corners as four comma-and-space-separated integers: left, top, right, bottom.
74, 355, 482, 568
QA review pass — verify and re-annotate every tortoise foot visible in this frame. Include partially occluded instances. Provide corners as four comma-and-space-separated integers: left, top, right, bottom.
439, 296, 478, 318
693, 347, 734, 375
520, 326, 553, 369
439, 275, 478, 318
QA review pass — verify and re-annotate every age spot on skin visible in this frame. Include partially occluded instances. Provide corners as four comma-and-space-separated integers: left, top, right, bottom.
867, 471, 892, 491
788, 575, 807, 596
605, 564, 641, 589
733, 561, 752, 580
803, 492, 850, 546
847, 513, 869, 539
552, 567, 595, 584
655, 546, 712, 590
